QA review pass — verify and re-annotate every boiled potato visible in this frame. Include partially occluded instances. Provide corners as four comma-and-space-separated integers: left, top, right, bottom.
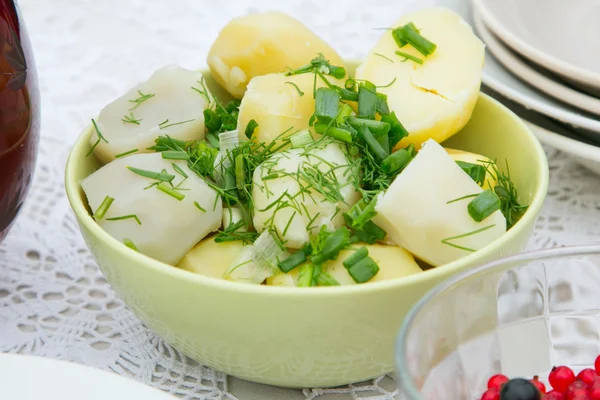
236, 72, 344, 145
267, 244, 422, 286
252, 142, 360, 249
372, 140, 506, 267
82, 153, 222, 265
178, 237, 245, 278
355, 7, 484, 148
446, 148, 497, 190
207, 11, 344, 98
92, 66, 210, 164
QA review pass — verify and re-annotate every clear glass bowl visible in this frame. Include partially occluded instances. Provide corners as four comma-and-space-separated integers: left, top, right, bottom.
396, 246, 600, 399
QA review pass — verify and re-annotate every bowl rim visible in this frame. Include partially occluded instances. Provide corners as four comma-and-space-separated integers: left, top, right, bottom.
64, 92, 549, 298
395, 244, 600, 399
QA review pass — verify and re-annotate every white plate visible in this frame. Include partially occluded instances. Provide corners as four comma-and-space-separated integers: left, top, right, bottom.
0, 354, 175, 400
473, 14, 600, 117
472, 0, 600, 92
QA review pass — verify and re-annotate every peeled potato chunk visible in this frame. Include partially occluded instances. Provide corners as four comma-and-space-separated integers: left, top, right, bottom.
207, 11, 344, 98
372, 140, 506, 267
178, 237, 245, 279
266, 244, 422, 286
82, 153, 222, 265
237, 72, 344, 145
355, 7, 484, 148
252, 142, 360, 249
92, 66, 210, 164
446, 148, 498, 190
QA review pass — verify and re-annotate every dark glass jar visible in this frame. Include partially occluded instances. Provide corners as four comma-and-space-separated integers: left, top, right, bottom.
0, 0, 39, 242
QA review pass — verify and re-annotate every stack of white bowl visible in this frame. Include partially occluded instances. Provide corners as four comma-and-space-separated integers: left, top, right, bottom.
471, 0, 600, 174
400, 0, 600, 174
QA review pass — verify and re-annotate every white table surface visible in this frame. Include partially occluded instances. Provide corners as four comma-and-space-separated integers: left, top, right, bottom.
1, 0, 600, 399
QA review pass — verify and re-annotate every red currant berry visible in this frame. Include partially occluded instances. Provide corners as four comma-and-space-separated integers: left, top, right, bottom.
595, 355, 600, 374
530, 376, 546, 393
590, 385, 600, 400
550, 366, 577, 393
545, 391, 566, 400
578, 369, 598, 386
481, 388, 500, 400
488, 374, 509, 390
566, 380, 589, 400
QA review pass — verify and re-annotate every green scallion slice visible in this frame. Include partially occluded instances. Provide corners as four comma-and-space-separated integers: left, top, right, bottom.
382, 149, 412, 174
357, 125, 388, 160
342, 247, 369, 269
346, 117, 390, 136
278, 248, 309, 273
156, 182, 185, 201
245, 119, 259, 139
93, 195, 114, 220
316, 271, 340, 286
467, 190, 501, 222
395, 50, 423, 64
358, 82, 377, 119
311, 227, 351, 265
161, 150, 190, 160
290, 130, 313, 148
456, 161, 487, 186
297, 263, 315, 287
347, 256, 380, 283
123, 238, 138, 251
392, 22, 437, 56
315, 87, 341, 121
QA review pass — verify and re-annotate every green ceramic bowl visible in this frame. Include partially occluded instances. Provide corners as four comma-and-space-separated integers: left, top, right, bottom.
65, 65, 548, 388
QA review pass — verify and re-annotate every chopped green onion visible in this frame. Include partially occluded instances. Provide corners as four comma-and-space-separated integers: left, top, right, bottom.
342, 247, 369, 269
203, 109, 222, 133
315, 88, 341, 121
285, 81, 305, 96
358, 82, 377, 119
93, 195, 114, 220
393, 23, 437, 56
382, 112, 409, 151
376, 93, 390, 115
161, 150, 190, 160
468, 190, 501, 222
328, 65, 346, 79
347, 256, 379, 283
336, 103, 354, 125
156, 182, 185, 201
376, 133, 389, 153
235, 154, 245, 191
297, 263, 315, 287
106, 214, 142, 225
127, 166, 175, 182
194, 201, 206, 212
395, 51, 423, 64
206, 132, 220, 148
311, 227, 351, 265
115, 148, 138, 158
314, 124, 353, 142
406, 143, 417, 157
349, 199, 377, 230
316, 271, 340, 286
219, 130, 240, 152
357, 125, 388, 160
278, 247, 309, 273
290, 130, 313, 148
123, 238, 138, 251
245, 119, 259, 139
353, 221, 386, 244
171, 163, 188, 178
345, 78, 356, 90
346, 117, 390, 136
336, 87, 358, 102
456, 161, 487, 186
382, 149, 412, 174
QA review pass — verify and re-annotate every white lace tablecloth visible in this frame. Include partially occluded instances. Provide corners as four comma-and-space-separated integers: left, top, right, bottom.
2, 0, 600, 399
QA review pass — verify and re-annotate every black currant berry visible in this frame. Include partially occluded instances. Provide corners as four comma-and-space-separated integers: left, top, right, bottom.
499, 378, 541, 400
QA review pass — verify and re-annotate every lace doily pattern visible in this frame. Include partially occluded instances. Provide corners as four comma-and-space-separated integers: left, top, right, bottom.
0, 0, 598, 398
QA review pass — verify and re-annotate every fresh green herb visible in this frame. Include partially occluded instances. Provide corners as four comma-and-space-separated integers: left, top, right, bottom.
123, 238, 138, 251
392, 22, 437, 56
314, 124, 353, 142
156, 182, 185, 201
285, 81, 305, 96
456, 161, 487, 186
381, 148, 412, 174
278, 245, 311, 273
114, 148, 138, 158
311, 227, 351, 265
358, 81, 378, 119
191, 78, 212, 105
446, 193, 479, 204
342, 246, 369, 269
285, 53, 346, 79
290, 130, 313, 148
373, 52, 394, 63
85, 119, 109, 158
159, 119, 195, 130
395, 51, 423, 64
106, 214, 142, 225
297, 263, 316, 287
347, 256, 379, 283
171, 162, 188, 178
381, 112, 409, 151
315, 87, 341, 121
122, 112, 142, 125
161, 150, 190, 160
346, 117, 390, 136
484, 160, 528, 228
357, 125, 388, 160
214, 219, 258, 244
194, 201, 206, 212
126, 166, 175, 182
468, 190, 501, 222
128, 90, 155, 111
441, 224, 496, 252
204, 109, 222, 132
377, 77, 397, 89
245, 119, 259, 139
93, 195, 114, 220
